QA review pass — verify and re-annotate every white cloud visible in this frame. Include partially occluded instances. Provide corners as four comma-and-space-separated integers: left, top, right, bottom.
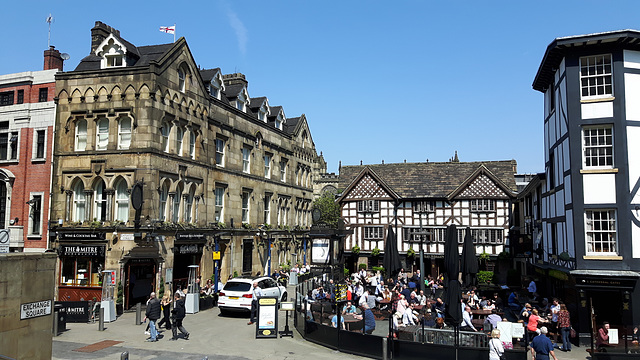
226, 8, 248, 55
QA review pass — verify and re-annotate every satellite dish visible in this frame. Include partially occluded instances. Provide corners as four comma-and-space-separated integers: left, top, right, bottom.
61, 53, 70, 61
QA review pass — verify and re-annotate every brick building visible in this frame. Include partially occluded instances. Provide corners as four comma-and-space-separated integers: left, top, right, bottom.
0, 46, 64, 252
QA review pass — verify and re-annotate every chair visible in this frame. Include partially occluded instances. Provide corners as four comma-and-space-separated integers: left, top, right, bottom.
90, 301, 101, 323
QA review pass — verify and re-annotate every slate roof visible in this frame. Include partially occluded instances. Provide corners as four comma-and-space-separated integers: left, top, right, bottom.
283, 117, 300, 135
249, 97, 268, 110
75, 43, 174, 72
199, 68, 221, 83
338, 160, 518, 199
223, 83, 244, 100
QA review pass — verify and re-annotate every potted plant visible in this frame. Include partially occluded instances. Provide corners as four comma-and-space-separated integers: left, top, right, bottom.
116, 280, 124, 315
371, 247, 381, 257
352, 245, 360, 255
407, 247, 416, 258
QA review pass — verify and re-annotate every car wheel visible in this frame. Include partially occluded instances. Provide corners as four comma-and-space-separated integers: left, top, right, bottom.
219, 309, 228, 317
281, 292, 287, 302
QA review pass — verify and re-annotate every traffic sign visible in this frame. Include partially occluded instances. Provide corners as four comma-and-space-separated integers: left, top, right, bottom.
0, 229, 9, 253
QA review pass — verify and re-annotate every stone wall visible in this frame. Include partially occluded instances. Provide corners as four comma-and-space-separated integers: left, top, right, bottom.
0, 252, 57, 359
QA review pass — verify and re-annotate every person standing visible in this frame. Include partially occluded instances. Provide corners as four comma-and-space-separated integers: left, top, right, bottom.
363, 303, 376, 334
530, 327, 558, 360
489, 329, 505, 360
144, 292, 161, 342
170, 293, 189, 340
248, 281, 263, 325
557, 303, 571, 351
157, 295, 172, 330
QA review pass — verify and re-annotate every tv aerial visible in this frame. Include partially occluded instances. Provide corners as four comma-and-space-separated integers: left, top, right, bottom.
46, 14, 54, 48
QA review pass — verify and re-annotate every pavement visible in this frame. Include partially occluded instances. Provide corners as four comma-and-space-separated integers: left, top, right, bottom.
52, 300, 594, 360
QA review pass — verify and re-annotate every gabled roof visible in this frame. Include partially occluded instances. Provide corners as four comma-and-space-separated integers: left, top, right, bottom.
337, 167, 400, 203
223, 83, 245, 100
338, 160, 517, 199
447, 164, 516, 200
75, 42, 175, 72
283, 116, 299, 134
533, 29, 640, 92
249, 96, 268, 110
199, 68, 222, 83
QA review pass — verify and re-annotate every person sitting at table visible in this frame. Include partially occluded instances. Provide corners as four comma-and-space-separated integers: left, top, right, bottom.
485, 308, 502, 331
362, 303, 376, 334
342, 301, 357, 314
435, 316, 446, 329
408, 291, 419, 305
527, 308, 548, 339
432, 297, 445, 318
596, 322, 612, 351
376, 280, 385, 297
493, 292, 504, 311
483, 299, 496, 311
467, 290, 479, 309
460, 305, 478, 332
396, 294, 408, 317
331, 313, 346, 330
417, 290, 427, 306
402, 303, 419, 326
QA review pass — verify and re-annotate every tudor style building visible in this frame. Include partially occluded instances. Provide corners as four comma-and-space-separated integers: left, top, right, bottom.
0, 46, 65, 252
51, 22, 319, 306
533, 30, 640, 338
337, 159, 517, 275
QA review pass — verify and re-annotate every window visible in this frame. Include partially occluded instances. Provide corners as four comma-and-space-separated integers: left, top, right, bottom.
159, 183, 169, 221
215, 139, 225, 166
242, 239, 253, 274
17, 90, 23, 104
548, 150, 555, 189
93, 180, 107, 221
404, 227, 430, 243
470, 199, 495, 212
35, 130, 45, 159
118, 117, 131, 149
178, 69, 186, 92
0, 122, 8, 160
242, 148, 251, 173
214, 186, 225, 222
75, 120, 87, 151
583, 126, 613, 169
106, 55, 123, 67
161, 122, 170, 153
0, 91, 14, 106
173, 185, 182, 222
470, 229, 503, 244
115, 179, 129, 221
9, 132, 17, 160
580, 54, 613, 99
73, 181, 86, 222
264, 154, 271, 178
242, 191, 250, 223
236, 100, 245, 112
264, 194, 271, 224
175, 127, 184, 156
586, 210, 617, 254
189, 131, 196, 159
357, 200, 380, 213
184, 189, 194, 223
413, 201, 435, 213
60, 256, 104, 286
96, 118, 109, 151
28, 194, 42, 235
279, 160, 287, 182
38, 88, 48, 102
258, 109, 267, 122
364, 226, 384, 240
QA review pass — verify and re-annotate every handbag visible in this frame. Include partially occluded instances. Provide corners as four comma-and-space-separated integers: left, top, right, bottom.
570, 327, 577, 338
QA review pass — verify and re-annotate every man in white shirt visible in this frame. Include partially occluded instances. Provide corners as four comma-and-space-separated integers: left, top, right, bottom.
460, 306, 477, 332
248, 282, 263, 325
402, 304, 419, 326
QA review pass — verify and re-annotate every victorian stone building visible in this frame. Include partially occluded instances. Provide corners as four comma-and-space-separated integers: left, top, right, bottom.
51, 22, 320, 307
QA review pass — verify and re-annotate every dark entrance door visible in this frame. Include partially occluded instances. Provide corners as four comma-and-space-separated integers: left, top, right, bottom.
242, 239, 253, 275
172, 252, 201, 293
590, 290, 623, 331
125, 259, 156, 309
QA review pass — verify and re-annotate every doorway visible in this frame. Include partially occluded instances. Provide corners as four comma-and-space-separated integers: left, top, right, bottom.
125, 259, 156, 309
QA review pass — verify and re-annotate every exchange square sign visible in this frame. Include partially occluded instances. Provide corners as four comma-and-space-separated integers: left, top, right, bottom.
21, 300, 52, 320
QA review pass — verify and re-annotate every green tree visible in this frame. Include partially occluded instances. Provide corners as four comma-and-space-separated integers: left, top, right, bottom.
312, 192, 340, 227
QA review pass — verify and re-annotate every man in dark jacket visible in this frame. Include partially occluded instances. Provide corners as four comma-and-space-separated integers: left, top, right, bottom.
170, 293, 190, 340
144, 292, 161, 342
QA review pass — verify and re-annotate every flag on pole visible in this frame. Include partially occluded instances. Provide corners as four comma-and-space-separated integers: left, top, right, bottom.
159, 26, 175, 34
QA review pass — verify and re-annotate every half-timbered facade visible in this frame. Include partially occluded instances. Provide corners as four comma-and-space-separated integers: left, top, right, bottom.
337, 160, 517, 275
533, 29, 640, 337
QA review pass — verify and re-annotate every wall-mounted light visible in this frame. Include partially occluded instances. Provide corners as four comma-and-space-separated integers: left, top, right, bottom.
9, 217, 18, 225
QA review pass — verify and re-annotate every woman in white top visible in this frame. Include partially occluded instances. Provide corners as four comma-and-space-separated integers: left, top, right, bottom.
489, 329, 505, 360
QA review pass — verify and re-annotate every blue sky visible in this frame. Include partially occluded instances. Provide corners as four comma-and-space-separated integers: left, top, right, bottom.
2, 1, 640, 174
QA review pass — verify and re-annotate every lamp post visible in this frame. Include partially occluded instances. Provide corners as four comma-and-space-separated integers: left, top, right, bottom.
213, 236, 220, 293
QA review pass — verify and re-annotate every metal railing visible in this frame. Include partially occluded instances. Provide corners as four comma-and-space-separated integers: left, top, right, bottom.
417, 327, 489, 347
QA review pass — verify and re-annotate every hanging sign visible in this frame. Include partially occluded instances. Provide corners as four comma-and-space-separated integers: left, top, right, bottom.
212, 251, 221, 260
177, 244, 202, 254
20, 300, 52, 320
311, 238, 330, 265
335, 284, 348, 302
256, 297, 278, 338
60, 245, 105, 257
59, 232, 106, 240
176, 233, 206, 241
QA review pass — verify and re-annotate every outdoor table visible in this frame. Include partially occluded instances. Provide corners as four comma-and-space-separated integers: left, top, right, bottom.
342, 313, 363, 331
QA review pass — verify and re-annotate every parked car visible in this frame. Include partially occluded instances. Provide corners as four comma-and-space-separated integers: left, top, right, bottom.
218, 276, 287, 315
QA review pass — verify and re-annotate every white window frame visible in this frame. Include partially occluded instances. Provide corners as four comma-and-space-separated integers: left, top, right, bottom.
264, 154, 271, 178
214, 186, 225, 222
73, 182, 86, 222
32, 129, 46, 160
585, 209, 617, 255
184, 189, 194, 223
118, 117, 132, 150
115, 179, 129, 222
242, 191, 250, 223
96, 118, 109, 151
470, 228, 503, 244
75, 119, 87, 151
363, 226, 384, 240
470, 199, 495, 212
175, 127, 184, 156
172, 186, 182, 222
413, 200, 435, 213
189, 131, 196, 159
215, 139, 225, 167
178, 68, 186, 93
242, 147, 251, 174
27, 192, 44, 236
357, 200, 380, 213
580, 54, 613, 100
159, 183, 169, 221
582, 126, 614, 169
93, 180, 107, 222
264, 194, 271, 225
280, 160, 287, 182
161, 122, 170, 153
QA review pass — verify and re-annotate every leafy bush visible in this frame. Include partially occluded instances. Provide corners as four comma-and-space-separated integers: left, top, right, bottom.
116, 281, 123, 305
407, 248, 415, 258
498, 251, 511, 260
477, 271, 494, 284
371, 247, 380, 256
372, 266, 385, 273
358, 263, 367, 271
344, 267, 350, 276
479, 252, 490, 262
352, 245, 360, 255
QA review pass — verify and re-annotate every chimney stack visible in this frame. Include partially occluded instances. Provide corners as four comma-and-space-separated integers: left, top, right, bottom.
91, 21, 119, 53
43, 46, 63, 71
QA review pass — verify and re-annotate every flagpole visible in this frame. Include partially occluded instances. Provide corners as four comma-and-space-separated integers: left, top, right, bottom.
174, 23, 176, 43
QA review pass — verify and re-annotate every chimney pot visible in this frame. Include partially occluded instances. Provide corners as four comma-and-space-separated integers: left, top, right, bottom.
43, 46, 63, 71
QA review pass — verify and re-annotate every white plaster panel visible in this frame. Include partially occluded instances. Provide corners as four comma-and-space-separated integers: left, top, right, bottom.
560, 59, 566, 76
624, 50, 640, 69
544, 121, 549, 161
625, 73, 640, 121
564, 175, 572, 205
581, 102, 613, 119
627, 126, 640, 203
556, 189, 565, 217
549, 113, 557, 144
562, 140, 570, 176
583, 174, 617, 204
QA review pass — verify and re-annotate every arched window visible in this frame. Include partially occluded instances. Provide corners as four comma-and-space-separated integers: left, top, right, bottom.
73, 181, 86, 222
160, 122, 170, 153
118, 116, 132, 149
75, 119, 87, 151
114, 179, 129, 221
176, 127, 184, 156
189, 131, 196, 159
94, 179, 107, 221
178, 68, 186, 92
159, 182, 168, 221
184, 188, 195, 223
173, 184, 183, 222
96, 118, 109, 150
0, 181, 7, 229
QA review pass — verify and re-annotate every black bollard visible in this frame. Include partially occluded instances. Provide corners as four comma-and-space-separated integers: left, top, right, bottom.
121, 351, 129, 360
98, 307, 104, 331
136, 302, 141, 325
53, 310, 59, 336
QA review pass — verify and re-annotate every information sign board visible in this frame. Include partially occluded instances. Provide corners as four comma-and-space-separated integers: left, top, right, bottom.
311, 238, 330, 265
335, 284, 348, 302
256, 297, 278, 338
20, 300, 52, 320
0, 228, 8, 253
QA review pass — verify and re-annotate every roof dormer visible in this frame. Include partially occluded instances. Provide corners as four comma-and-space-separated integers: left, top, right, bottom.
235, 87, 249, 112
95, 35, 127, 69
209, 70, 224, 100
271, 107, 286, 130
